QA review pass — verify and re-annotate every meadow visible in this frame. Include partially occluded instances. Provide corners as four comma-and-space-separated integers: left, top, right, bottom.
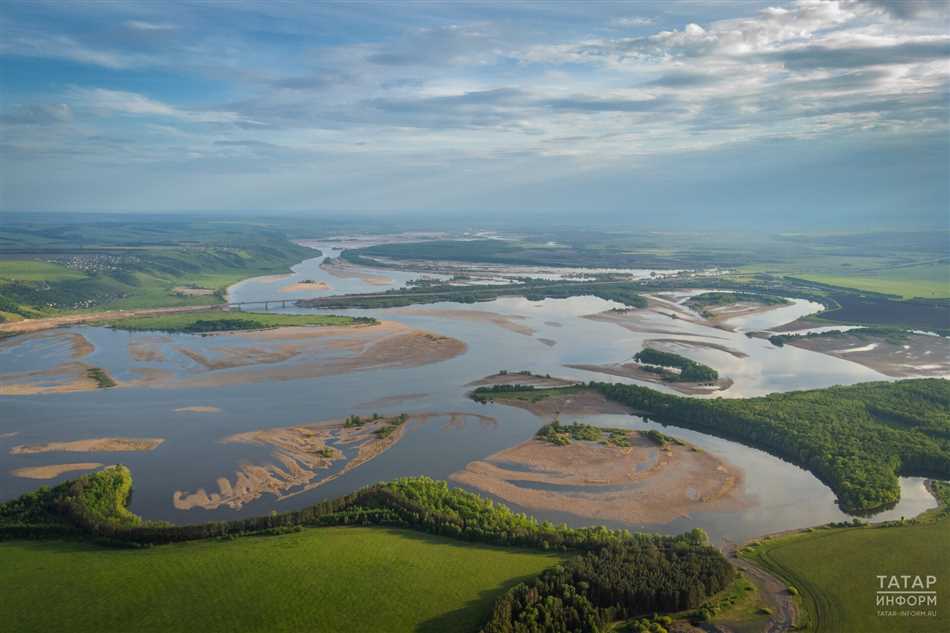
743, 517, 949, 633
0, 527, 559, 633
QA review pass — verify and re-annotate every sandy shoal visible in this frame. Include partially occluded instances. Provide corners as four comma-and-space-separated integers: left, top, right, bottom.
566, 363, 733, 394
391, 307, 535, 336
785, 333, 950, 378
0, 361, 107, 396
12, 463, 103, 479
174, 406, 222, 413
644, 337, 748, 359
451, 435, 750, 525
11, 437, 164, 455
168, 322, 466, 389
468, 372, 580, 389
280, 281, 330, 293
174, 411, 494, 511
487, 388, 630, 417
0, 305, 224, 335
319, 259, 392, 285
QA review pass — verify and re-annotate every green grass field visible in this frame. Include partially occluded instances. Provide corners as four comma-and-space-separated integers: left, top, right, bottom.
744, 519, 949, 633
793, 269, 950, 299
0, 259, 87, 282
103, 310, 374, 332
0, 527, 560, 633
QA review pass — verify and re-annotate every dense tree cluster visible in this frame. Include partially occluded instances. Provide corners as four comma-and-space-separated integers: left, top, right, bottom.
686, 292, 788, 309
633, 348, 719, 382
591, 379, 950, 514
482, 532, 733, 633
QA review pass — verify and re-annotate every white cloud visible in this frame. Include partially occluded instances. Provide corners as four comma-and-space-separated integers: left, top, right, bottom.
71, 88, 244, 124
610, 17, 654, 28
125, 20, 177, 32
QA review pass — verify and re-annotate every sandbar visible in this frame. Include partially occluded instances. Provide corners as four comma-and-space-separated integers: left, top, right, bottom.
11, 437, 164, 455
784, 333, 950, 378
481, 386, 629, 418
451, 433, 749, 525
280, 281, 330, 293
468, 372, 579, 389
566, 362, 733, 394
174, 406, 222, 413
320, 258, 392, 285
391, 307, 535, 336
12, 463, 103, 479
174, 411, 494, 510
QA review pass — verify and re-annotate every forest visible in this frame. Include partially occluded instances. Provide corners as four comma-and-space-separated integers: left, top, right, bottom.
633, 348, 719, 382
1, 469, 733, 632
591, 378, 950, 514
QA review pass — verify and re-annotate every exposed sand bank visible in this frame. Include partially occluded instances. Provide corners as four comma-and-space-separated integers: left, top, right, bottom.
280, 281, 330, 293
174, 324, 466, 389
319, 258, 392, 285
391, 307, 535, 336
174, 411, 494, 510
451, 432, 749, 525
644, 338, 748, 359
784, 333, 950, 378
0, 304, 223, 335
483, 387, 630, 418
0, 360, 114, 396
11, 437, 164, 455
174, 406, 222, 413
12, 463, 103, 479
468, 372, 580, 389
128, 336, 169, 362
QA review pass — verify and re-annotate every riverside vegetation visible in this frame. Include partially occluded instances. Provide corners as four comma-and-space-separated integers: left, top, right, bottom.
591, 378, 950, 515
471, 379, 950, 516
0, 467, 734, 633
103, 310, 377, 333
632, 348, 719, 383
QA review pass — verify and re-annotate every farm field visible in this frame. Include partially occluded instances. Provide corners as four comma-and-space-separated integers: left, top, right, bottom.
0, 527, 560, 633
794, 266, 949, 299
743, 517, 949, 633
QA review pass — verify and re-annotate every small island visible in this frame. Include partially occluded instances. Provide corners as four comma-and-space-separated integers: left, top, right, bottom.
102, 310, 377, 333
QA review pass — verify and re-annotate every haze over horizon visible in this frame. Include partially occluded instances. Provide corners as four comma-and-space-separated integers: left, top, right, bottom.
1, 0, 948, 229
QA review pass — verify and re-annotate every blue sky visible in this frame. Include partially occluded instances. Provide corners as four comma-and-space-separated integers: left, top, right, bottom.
1, 0, 948, 227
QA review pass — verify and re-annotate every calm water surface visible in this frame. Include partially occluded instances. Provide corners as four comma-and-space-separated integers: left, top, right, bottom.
0, 241, 937, 543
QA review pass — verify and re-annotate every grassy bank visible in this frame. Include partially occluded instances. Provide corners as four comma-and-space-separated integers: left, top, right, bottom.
592, 379, 950, 515
0, 219, 316, 316
0, 527, 558, 633
103, 311, 376, 333
742, 489, 949, 633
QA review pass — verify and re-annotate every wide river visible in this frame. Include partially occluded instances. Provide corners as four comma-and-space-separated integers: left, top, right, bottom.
0, 240, 937, 543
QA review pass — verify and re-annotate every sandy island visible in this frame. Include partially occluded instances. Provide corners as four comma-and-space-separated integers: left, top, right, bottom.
451, 432, 749, 525
391, 307, 535, 336
468, 372, 580, 389
567, 362, 733, 394
280, 280, 330, 293
174, 411, 495, 510
480, 386, 630, 418
166, 321, 467, 389
783, 332, 950, 378
10, 437, 164, 455
320, 258, 392, 285
174, 406, 222, 413
12, 463, 103, 479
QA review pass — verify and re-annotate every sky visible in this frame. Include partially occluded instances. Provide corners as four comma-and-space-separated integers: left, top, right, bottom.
1, 0, 948, 228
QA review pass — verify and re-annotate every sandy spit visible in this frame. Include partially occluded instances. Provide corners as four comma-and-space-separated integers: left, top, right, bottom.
12, 463, 103, 479
10, 437, 165, 455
